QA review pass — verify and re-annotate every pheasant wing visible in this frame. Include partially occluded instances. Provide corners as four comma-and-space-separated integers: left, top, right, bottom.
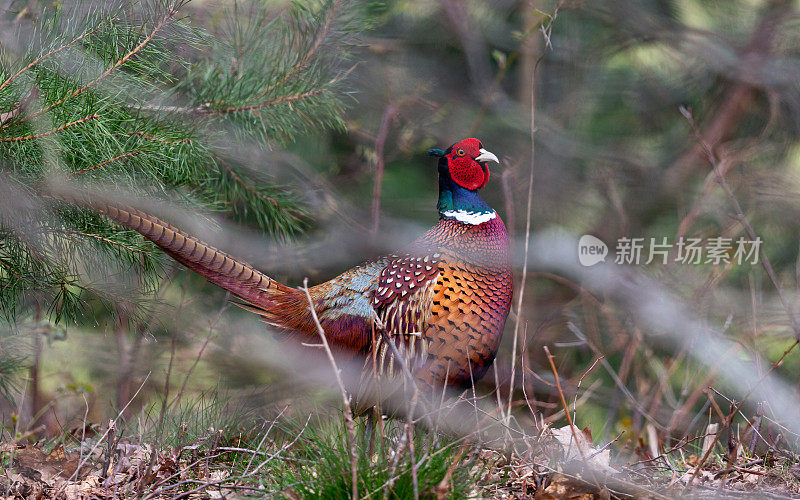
371, 253, 441, 377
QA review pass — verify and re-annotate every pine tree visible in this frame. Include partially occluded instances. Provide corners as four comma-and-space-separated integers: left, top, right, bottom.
0, 0, 361, 396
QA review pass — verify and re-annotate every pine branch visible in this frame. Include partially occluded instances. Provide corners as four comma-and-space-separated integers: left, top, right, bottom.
0, 0, 362, 322
127, 131, 190, 145
69, 151, 142, 176
1, 5, 179, 130
0, 23, 102, 94
252, 0, 342, 100
131, 89, 326, 115
217, 158, 281, 209
200, 88, 327, 115
51, 228, 150, 255
0, 113, 98, 142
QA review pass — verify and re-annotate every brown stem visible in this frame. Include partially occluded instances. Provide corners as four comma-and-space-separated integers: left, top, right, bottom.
543, 346, 602, 490
665, 0, 790, 187
507, 2, 563, 425
252, 0, 342, 100
69, 151, 141, 176
370, 104, 397, 238
1, 113, 98, 142
0, 24, 102, 94
300, 279, 358, 500
114, 312, 132, 412
30, 304, 42, 423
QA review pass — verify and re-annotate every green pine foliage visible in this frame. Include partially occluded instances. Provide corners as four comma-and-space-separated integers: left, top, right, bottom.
0, 0, 360, 323
0, 330, 26, 401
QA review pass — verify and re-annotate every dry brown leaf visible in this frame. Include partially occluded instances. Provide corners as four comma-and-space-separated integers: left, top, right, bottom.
679, 469, 715, 484
550, 426, 618, 474
8, 444, 85, 484
534, 473, 600, 499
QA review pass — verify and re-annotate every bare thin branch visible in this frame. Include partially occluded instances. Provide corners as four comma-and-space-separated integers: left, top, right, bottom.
301, 278, 358, 500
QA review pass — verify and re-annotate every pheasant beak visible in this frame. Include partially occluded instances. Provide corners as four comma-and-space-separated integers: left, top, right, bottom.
475, 148, 499, 164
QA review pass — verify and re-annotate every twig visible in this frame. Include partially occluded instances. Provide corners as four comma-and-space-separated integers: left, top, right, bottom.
51, 227, 149, 254
143, 412, 306, 499
628, 431, 719, 467
382, 430, 410, 500
70, 372, 151, 481
252, 0, 342, 99
168, 298, 228, 410
128, 131, 190, 145
0, 113, 98, 142
573, 355, 603, 423
589, 431, 625, 460
567, 322, 664, 429
138, 337, 177, 495
243, 407, 288, 474
301, 278, 358, 500
682, 106, 800, 338
684, 336, 799, 488
217, 156, 281, 208
216, 446, 268, 456
406, 423, 419, 500
0, 24, 102, 94
69, 151, 141, 176
684, 407, 732, 489
133, 63, 357, 115
708, 388, 779, 455
543, 346, 602, 490
714, 458, 766, 478
3, 8, 178, 130
506, 0, 563, 427
198, 89, 326, 115
371, 315, 434, 429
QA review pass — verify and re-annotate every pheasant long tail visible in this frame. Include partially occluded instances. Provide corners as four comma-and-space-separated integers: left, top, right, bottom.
58, 194, 294, 309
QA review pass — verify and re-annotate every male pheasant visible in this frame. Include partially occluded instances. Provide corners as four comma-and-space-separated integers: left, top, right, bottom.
68, 138, 513, 393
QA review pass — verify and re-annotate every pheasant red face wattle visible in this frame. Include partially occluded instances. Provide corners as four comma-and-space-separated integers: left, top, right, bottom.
442, 138, 499, 191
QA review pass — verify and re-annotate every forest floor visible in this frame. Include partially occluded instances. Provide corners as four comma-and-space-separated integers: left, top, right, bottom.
2, 403, 799, 499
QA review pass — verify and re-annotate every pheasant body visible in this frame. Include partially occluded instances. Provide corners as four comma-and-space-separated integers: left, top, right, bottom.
65, 138, 513, 394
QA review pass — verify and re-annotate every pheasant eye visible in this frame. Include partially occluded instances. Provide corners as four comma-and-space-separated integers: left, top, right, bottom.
457, 149, 465, 156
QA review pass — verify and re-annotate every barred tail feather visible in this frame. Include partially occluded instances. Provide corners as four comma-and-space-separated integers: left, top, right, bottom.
60, 195, 293, 310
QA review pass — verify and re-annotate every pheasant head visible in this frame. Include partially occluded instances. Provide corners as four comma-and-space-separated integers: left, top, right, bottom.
428, 138, 500, 225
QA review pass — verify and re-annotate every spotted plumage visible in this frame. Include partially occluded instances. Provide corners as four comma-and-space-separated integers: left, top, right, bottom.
74, 138, 513, 397
412, 216, 512, 388
372, 254, 440, 377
